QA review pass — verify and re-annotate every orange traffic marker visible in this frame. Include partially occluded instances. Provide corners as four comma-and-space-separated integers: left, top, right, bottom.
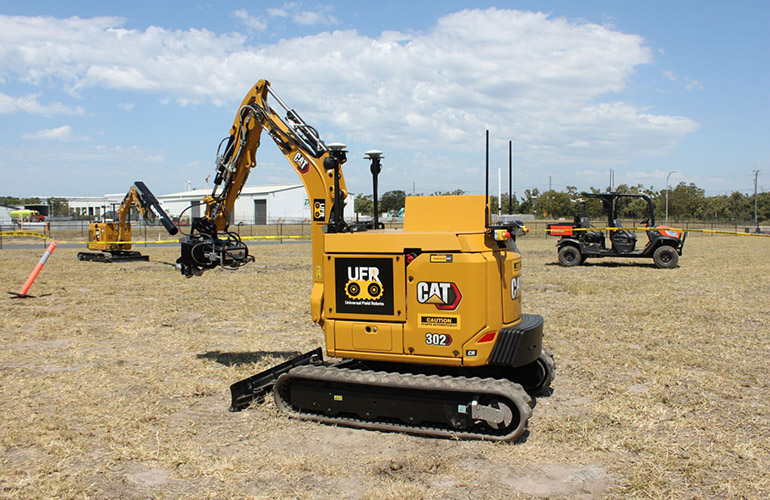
8, 241, 57, 298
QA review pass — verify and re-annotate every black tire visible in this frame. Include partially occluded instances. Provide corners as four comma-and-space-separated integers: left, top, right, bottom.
653, 245, 678, 269
558, 246, 581, 267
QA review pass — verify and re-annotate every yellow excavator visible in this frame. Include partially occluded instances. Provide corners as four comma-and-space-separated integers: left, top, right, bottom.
176, 80, 555, 441
78, 181, 178, 262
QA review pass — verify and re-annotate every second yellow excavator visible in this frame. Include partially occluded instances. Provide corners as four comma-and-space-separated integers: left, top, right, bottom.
176, 80, 555, 441
78, 181, 178, 262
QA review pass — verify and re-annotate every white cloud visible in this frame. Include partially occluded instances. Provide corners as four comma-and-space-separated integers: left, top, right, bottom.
22, 125, 87, 141
0, 91, 85, 115
118, 101, 134, 111
0, 9, 700, 191
233, 9, 267, 31
267, 2, 338, 25
663, 70, 703, 90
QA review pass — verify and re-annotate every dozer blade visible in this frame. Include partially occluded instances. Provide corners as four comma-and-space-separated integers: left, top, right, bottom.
229, 348, 323, 411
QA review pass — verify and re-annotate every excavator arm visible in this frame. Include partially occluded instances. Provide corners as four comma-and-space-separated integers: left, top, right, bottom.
176, 80, 350, 277
113, 182, 178, 243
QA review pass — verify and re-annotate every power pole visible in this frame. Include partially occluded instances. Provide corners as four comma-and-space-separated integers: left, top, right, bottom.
548, 175, 552, 192
754, 170, 760, 230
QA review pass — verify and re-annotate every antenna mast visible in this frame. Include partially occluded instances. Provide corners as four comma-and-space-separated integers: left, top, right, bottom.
485, 130, 490, 228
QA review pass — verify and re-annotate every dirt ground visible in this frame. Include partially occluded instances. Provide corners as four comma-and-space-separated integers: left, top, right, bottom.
1, 234, 768, 499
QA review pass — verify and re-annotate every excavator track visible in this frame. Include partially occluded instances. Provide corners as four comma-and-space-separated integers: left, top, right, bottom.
274, 365, 533, 442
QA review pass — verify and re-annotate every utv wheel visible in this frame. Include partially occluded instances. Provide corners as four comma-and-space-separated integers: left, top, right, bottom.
558, 246, 581, 267
653, 246, 678, 269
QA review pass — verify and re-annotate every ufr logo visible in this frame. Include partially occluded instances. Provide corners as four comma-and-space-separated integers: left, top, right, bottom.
416, 282, 462, 310
345, 266, 383, 301
313, 199, 325, 221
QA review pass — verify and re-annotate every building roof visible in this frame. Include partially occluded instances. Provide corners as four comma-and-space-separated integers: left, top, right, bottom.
64, 184, 304, 204
158, 184, 303, 201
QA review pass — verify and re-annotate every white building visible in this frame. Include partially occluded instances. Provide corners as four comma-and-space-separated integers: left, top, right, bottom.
0, 204, 14, 223
67, 184, 354, 224
67, 195, 124, 218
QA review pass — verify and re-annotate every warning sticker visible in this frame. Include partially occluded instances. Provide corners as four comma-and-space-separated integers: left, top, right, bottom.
419, 315, 460, 330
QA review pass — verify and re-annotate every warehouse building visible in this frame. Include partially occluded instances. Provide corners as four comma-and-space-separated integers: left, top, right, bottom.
67, 184, 354, 224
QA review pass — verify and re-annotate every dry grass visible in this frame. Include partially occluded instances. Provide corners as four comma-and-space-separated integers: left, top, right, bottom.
1, 234, 768, 499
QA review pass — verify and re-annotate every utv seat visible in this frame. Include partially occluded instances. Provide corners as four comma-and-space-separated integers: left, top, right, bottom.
610, 219, 637, 253
579, 217, 604, 245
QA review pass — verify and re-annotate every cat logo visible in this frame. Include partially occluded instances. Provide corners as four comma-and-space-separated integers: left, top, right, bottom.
345, 266, 383, 301
416, 282, 462, 311
293, 152, 310, 173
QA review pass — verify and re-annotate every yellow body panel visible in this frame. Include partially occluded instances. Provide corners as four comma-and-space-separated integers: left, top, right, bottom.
88, 222, 132, 252
403, 194, 487, 232
321, 195, 525, 368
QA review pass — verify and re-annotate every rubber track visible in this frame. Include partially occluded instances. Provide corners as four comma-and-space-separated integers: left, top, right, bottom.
274, 365, 533, 442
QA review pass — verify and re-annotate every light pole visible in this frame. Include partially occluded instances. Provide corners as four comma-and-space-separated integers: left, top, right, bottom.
665, 170, 679, 224
754, 170, 760, 231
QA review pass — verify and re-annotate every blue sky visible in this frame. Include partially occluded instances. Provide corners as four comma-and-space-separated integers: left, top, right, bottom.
1, 1, 767, 198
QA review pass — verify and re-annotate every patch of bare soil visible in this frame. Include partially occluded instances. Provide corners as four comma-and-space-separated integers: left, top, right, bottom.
1, 235, 768, 499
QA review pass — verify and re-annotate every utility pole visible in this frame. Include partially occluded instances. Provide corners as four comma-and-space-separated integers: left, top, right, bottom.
754, 170, 760, 230
548, 175, 552, 192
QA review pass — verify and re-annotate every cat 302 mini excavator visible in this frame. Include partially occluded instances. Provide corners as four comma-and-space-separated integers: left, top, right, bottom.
78, 181, 178, 262
176, 80, 555, 441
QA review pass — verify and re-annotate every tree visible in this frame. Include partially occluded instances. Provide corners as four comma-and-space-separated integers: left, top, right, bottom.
668, 182, 705, 221
48, 197, 69, 218
431, 189, 465, 196
379, 190, 407, 214
518, 188, 540, 215
353, 193, 374, 216
499, 193, 520, 214
0, 196, 41, 206
533, 190, 573, 218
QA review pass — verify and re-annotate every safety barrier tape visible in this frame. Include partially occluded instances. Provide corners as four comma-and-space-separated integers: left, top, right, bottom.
0, 232, 311, 245
539, 226, 770, 237
2, 227, 768, 243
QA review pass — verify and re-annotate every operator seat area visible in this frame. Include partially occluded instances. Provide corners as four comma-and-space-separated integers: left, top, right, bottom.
609, 218, 637, 253
578, 216, 605, 245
